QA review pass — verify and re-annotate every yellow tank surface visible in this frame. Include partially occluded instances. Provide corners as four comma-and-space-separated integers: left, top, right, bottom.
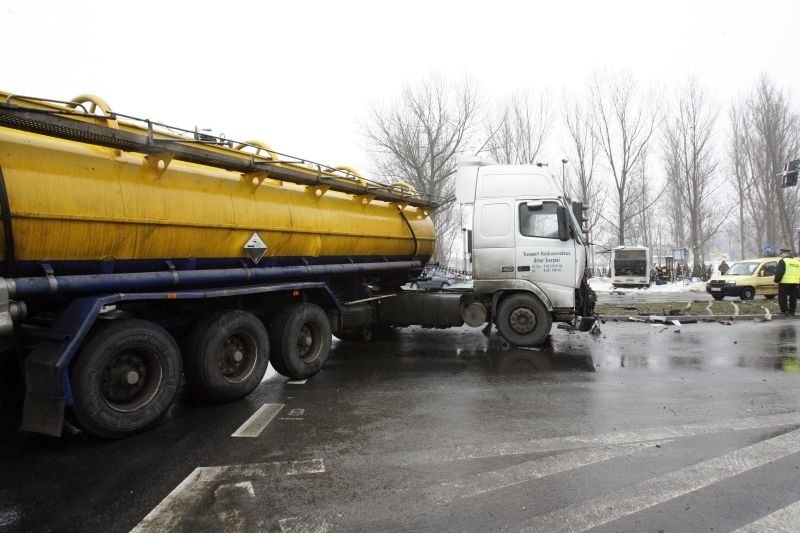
0, 92, 436, 273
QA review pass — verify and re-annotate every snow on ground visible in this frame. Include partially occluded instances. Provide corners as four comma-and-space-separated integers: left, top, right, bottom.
589, 277, 708, 294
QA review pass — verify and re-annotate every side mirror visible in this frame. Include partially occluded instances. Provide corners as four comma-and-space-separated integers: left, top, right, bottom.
572, 201, 591, 234
556, 205, 570, 242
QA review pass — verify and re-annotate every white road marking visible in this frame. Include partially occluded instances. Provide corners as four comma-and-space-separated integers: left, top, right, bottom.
132, 466, 225, 532
435, 440, 671, 503
132, 460, 325, 532
278, 516, 332, 532
231, 403, 284, 438
215, 481, 255, 498
734, 500, 800, 532
520, 427, 800, 532
213, 481, 255, 533
394, 412, 800, 464
286, 379, 308, 385
288, 409, 305, 417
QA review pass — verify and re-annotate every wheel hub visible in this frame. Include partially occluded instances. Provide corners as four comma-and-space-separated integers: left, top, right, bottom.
296, 325, 318, 362
509, 307, 536, 334
125, 370, 140, 385
219, 334, 256, 382
101, 349, 160, 411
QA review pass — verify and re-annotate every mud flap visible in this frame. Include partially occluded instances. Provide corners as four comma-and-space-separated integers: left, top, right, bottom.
20, 297, 105, 436
21, 341, 67, 436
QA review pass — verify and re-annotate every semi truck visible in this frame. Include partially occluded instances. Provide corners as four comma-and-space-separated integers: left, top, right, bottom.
0, 91, 595, 439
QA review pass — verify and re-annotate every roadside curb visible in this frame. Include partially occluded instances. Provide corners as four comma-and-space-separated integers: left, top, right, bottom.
596, 314, 794, 323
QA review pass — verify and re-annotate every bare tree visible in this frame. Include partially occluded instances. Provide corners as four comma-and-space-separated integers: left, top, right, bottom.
589, 70, 661, 246
563, 94, 606, 268
483, 92, 550, 164
729, 103, 758, 259
627, 152, 658, 248
663, 147, 688, 248
662, 79, 728, 276
730, 75, 800, 256
363, 75, 481, 263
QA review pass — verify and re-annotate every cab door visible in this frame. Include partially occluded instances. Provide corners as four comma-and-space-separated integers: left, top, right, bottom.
514, 200, 577, 308
755, 260, 778, 296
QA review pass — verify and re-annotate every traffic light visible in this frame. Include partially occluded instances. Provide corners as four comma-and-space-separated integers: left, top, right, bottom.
783, 159, 799, 187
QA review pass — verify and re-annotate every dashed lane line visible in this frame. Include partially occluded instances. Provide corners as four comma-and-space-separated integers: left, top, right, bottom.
231, 403, 284, 438
519, 427, 800, 532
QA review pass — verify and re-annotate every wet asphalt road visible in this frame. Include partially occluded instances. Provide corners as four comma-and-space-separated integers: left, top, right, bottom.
2, 318, 800, 532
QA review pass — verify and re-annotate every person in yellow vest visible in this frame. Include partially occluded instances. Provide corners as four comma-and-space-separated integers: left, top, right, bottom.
774, 248, 800, 316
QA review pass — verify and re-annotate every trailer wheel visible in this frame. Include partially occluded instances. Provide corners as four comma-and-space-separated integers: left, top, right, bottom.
69, 319, 182, 439
269, 303, 332, 379
495, 293, 552, 347
184, 310, 270, 402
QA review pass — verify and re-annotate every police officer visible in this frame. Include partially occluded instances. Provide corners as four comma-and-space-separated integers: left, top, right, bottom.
774, 248, 800, 316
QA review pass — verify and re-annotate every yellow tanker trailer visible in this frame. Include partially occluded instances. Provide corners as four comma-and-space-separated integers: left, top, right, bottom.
0, 91, 437, 438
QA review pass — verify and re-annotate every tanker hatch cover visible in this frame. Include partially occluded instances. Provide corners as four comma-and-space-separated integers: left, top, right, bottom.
244, 233, 268, 264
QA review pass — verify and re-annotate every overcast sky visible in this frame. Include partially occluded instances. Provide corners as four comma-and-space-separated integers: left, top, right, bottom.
2, 0, 798, 177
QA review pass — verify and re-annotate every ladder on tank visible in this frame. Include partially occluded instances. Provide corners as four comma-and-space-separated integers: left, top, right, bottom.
0, 93, 439, 210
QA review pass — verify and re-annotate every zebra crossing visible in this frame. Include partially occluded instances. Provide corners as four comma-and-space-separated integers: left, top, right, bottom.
132, 406, 800, 532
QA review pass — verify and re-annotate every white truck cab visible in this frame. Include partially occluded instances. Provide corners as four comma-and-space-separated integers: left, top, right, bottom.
456, 158, 595, 345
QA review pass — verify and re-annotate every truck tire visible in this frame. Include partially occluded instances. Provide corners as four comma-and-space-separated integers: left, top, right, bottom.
269, 303, 331, 379
184, 310, 270, 402
69, 319, 182, 439
740, 287, 755, 300
495, 293, 552, 347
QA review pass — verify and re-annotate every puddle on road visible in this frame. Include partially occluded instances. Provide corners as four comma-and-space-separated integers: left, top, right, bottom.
328, 321, 800, 375
573, 320, 800, 373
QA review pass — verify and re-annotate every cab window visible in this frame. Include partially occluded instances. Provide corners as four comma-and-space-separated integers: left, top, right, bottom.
519, 202, 559, 239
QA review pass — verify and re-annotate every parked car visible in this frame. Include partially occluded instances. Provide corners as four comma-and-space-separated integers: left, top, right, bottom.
705, 257, 778, 300
409, 269, 469, 289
